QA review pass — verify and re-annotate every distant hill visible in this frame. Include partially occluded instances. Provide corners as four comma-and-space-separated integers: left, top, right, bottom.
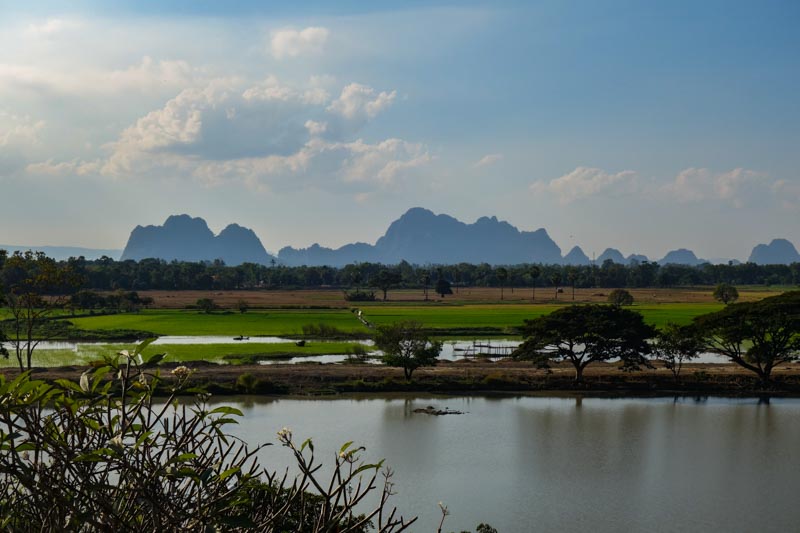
659, 248, 705, 266
562, 246, 591, 266
748, 238, 800, 265
278, 207, 562, 266
597, 248, 627, 264
0, 245, 121, 261
120, 215, 275, 266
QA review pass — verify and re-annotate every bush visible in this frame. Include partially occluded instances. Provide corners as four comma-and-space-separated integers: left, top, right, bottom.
343, 290, 376, 302
607, 288, 634, 306
0, 340, 416, 531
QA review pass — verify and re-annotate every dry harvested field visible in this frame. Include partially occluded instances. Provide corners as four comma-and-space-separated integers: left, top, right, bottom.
129, 286, 779, 309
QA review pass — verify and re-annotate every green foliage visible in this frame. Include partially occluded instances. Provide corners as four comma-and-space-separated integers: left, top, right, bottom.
195, 298, 216, 313
436, 278, 453, 298
713, 283, 739, 304
514, 304, 655, 382
372, 269, 402, 300
374, 321, 442, 380
236, 372, 258, 393
608, 288, 634, 306
653, 323, 703, 382
694, 290, 800, 382
343, 290, 377, 302
236, 299, 249, 313
0, 340, 416, 531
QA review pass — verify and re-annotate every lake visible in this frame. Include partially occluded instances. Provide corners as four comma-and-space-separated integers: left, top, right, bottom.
216, 395, 800, 532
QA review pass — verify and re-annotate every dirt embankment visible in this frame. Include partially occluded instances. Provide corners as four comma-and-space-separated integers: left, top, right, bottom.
9, 360, 800, 397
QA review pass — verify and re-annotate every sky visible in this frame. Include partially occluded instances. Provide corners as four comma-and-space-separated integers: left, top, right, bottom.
0, 0, 798, 261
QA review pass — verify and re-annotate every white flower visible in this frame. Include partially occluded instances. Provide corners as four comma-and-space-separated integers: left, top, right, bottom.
79, 371, 90, 393
171, 366, 190, 378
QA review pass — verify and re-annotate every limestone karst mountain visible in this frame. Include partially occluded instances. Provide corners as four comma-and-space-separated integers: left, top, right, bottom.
121, 215, 275, 266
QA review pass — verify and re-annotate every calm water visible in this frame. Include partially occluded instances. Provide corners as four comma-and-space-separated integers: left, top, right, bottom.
215, 395, 800, 532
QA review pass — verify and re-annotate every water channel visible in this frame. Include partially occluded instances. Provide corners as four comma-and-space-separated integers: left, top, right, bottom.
215, 395, 800, 532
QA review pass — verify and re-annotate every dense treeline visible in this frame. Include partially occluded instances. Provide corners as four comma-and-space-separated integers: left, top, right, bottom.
1, 249, 800, 292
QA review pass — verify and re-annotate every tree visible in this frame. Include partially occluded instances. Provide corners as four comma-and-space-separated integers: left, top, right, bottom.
373, 269, 402, 301
529, 266, 541, 302
550, 273, 561, 300
513, 304, 655, 383
420, 273, 432, 301
694, 291, 800, 383
237, 299, 249, 313
374, 321, 442, 380
567, 268, 578, 301
652, 323, 703, 382
495, 267, 508, 301
608, 288, 634, 306
2, 251, 83, 371
196, 298, 216, 314
435, 278, 453, 298
713, 283, 739, 305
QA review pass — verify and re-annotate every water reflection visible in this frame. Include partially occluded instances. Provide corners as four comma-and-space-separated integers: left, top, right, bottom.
213, 395, 800, 532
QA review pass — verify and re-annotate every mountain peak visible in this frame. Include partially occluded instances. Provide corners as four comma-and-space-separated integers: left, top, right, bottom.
121, 215, 274, 265
748, 238, 800, 265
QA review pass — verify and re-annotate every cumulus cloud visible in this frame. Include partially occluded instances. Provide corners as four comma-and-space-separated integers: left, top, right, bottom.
530, 166, 639, 204
662, 167, 770, 208
270, 27, 329, 59
0, 111, 45, 147
327, 83, 396, 121
474, 153, 503, 168
26, 18, 79, 37
27, 76, 430, 193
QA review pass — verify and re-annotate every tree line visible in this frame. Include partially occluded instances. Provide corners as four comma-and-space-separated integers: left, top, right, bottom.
2, 249, 799, 293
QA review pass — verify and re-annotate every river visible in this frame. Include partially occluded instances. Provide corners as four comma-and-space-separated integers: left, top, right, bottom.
215, 395, 800, 532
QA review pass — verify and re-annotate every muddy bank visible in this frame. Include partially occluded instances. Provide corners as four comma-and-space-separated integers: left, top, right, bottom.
5, 359, 800, 397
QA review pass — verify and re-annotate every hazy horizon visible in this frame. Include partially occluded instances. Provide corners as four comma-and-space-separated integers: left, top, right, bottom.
1, 1, 798, 259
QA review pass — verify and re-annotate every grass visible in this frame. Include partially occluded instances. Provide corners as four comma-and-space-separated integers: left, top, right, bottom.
57, 302, 725, 338
0, 341, 368, 368
67, 309, 368, 336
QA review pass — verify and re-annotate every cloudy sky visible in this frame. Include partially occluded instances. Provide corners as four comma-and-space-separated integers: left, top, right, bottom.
1, 0, 798, 260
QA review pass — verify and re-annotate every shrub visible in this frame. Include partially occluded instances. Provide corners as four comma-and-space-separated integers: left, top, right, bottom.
0, 339, 416, 531
607, 288, 634, 306
343, 290, 376, 302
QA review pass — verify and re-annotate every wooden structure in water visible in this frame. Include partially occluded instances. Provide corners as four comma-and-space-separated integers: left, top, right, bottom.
454, 341, 516, 358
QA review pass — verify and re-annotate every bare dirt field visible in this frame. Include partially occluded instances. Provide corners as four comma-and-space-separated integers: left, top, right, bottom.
131, 286, 779, 309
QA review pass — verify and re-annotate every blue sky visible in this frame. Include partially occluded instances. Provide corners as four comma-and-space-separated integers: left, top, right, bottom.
0, 0, 798, 260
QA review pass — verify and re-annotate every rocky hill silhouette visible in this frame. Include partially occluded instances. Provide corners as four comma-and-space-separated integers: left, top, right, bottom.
121, 215, 274, 265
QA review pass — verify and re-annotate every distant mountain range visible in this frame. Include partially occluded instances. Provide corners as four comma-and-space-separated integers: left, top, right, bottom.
120, 215, 275, 265
278, 207, 562, 266
5, 209, 799, 266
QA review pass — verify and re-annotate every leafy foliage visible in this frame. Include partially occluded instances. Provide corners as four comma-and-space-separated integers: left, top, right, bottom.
712, 283, 739, 304
374, 321, 442, 380
607, 288, 634, 306
652, 323, 703, 382
513, 304, 655, 382
0, 339, 416, 531
694, 290, 800, 382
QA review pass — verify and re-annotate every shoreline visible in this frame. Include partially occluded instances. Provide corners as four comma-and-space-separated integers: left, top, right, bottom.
6, 360, 800, 398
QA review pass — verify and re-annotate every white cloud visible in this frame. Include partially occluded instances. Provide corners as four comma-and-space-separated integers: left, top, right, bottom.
26, 18, 79, 37
27, 77, 430, 193
304, 120, 327, 136
0, 56, 198, 95
474, 153, 503, 168
662, 167, 769, 208
530, 166, 639, 204
270, 27, 330, 59
327, 83, 396, 121
0, 111, 45, 147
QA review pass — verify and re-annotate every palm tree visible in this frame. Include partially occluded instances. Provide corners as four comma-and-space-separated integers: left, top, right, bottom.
529, 266, 541, 302
421, 273, 432, 301
567, 269, 578, 301
496, 267, 508, 301
550, 272, 561, 300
